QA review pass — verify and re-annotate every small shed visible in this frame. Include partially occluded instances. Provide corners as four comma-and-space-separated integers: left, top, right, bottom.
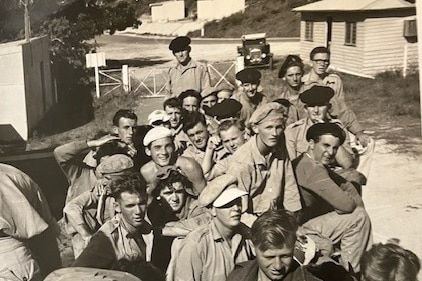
293, 0, 417, 78
197, 0, 245, 21
150, 1, 185, 22
0, 36, 56, 142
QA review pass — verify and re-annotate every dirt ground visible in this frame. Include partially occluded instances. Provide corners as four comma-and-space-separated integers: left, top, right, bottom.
95, 34, 422, 266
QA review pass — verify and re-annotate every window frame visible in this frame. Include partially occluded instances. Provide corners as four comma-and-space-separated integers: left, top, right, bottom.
305, 21, 314, 41
345, 21, 357, 46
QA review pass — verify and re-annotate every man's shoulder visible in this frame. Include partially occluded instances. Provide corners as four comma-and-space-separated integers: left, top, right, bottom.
325, 73, 343, 84
226, 260, 258, 281
98, 216, 120, 235
184, 222, 211, 243
229, 141, 254, 163
286, 119, 307, 131
140, 161, 156, 180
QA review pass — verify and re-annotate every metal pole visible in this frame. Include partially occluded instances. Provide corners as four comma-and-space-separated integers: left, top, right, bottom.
24, 0, 31, 41
95, 66, 100, 98
416, 1, 422, 136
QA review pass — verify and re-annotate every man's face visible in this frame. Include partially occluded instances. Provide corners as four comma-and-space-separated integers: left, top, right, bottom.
201, 94, 217, 109
311, 53, 330, 75
219, 125, 245, 154
284, 66, 302, 88
305, 104, 329, 123
255, 245, 294, 281
146, 137, 175, 167
183, 97, 199, 112
160, 182, 187, 213
115, 191, 147, 229
174, 48, 190, 65
165, 106, 182, 129
113, 117, 137, 145
186, 122, 209, 150
310, 134, 341, 165
212, 198, 242, 229
253, 118, 284, 149
242, 82, 259, 99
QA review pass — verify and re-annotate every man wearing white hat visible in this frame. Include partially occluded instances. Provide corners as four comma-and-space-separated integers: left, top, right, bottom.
173, 175, 254, 281
140, 127, 206, 196
225, 102, 302, 225
148, 110, 171, 128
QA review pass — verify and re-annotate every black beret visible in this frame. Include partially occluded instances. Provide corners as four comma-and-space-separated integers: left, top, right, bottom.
300, 85, 334, 106
306, 122, 346, 145
278, 55, 303, 78
203, 99, 242, 120
169, 36, 191, 52
179, 89, 201, 101
273, 98, 292, 108
235, 69, 261, 84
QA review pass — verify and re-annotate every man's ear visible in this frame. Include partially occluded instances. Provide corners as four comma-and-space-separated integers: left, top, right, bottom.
145, 146, 151, 157
112, 126, 118, 135
252, 124, 259, 135
187, 46, 191, 53
114, 200, 121, 213
308, 139, 315, 150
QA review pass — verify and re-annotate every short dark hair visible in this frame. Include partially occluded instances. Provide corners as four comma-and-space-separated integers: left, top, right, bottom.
310, 46, 330, 60
182, 111, 207, 133
163, 97, 183, 110
251, 209, 298, 252
218, 119, 245, 135
110, 173, 147, 201
278, 55, 304, 78
361, 243, 420, 281
179, 89, 201, 103
112, 109, 138, 126
153, 169, 192, 197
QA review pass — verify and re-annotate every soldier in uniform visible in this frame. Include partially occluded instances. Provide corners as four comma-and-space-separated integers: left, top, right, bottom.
233, 68, 268, 125
73, 173, 154, 269
165, 36, 211, 97
284, 86, 354, 169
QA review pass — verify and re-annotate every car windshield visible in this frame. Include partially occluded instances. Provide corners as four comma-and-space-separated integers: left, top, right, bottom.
244, 39, 265, 45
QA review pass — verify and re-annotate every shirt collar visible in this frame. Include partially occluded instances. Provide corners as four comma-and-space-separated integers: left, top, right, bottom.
176, 58, 197, 70
250, 135, 271, 166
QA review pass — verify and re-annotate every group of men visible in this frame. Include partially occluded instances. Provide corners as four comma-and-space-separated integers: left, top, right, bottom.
1, 36, 379, 281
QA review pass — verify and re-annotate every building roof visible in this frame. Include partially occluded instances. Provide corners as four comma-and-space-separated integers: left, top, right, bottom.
293, 0, 415, 12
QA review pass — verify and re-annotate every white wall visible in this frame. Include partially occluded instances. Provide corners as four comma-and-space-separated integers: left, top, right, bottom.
197, 0, 245, 20
151, 1, 185, 22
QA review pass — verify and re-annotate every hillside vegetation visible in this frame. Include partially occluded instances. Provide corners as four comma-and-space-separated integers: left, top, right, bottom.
202, 0, 313, 38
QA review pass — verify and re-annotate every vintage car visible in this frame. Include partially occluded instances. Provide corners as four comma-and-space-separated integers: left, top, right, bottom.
237, 33, 273, 69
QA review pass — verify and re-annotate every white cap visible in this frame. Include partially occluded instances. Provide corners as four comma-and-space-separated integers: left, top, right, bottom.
143, 127, 172, 147
213, 188, 248, 208
148, 110, 171, 126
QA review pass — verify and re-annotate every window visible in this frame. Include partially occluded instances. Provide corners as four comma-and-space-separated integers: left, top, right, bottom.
305, 21, 313, 41
345, 22, 357, 46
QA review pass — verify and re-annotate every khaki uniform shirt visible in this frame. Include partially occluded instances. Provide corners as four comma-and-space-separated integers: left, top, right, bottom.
234, 91, 268, 125
225, 136, 302, 214
284, 118, 353, 161
303, 72, 345, 100
166, 59, 211, 97
174, 220, 254, 281
73, 214, 154, 268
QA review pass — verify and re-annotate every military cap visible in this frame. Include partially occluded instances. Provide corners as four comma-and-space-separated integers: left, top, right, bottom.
169, 36, 191, 52
200, 87, 219, 99
143, 127, 172, 147
249, 102, 285, 125
148, 110, 171, 126
236, 69, 261, 84
300, 85, 334, 106
306, 122, 346, 145
203, 98, 242, 120
278, 55, 304, 78
96, 154, 134, 176
179, 89, 201, 101
198, 174, 248, 211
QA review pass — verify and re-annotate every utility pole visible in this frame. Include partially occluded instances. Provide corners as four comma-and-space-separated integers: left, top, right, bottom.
20, 0, 31, 41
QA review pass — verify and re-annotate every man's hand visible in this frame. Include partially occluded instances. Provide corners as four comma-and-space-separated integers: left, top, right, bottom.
87, 135, 119, 148
355, 131, 370, 148
206, 135, 221, 151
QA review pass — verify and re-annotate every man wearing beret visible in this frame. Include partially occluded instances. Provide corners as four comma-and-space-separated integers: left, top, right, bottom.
73, 173, 155, 269
63, 153, 136, 258
165, 36, 211, 97
292, 122, 372, 273
173, 175, 254, 281
302, 48, 371, 147
234, 68, 269, 125
284, 85, 354, 169
140, 127, 206, 196
225, 102, 302, 225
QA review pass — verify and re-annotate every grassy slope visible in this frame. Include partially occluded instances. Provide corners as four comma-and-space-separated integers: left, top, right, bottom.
202, 0, 310, 38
